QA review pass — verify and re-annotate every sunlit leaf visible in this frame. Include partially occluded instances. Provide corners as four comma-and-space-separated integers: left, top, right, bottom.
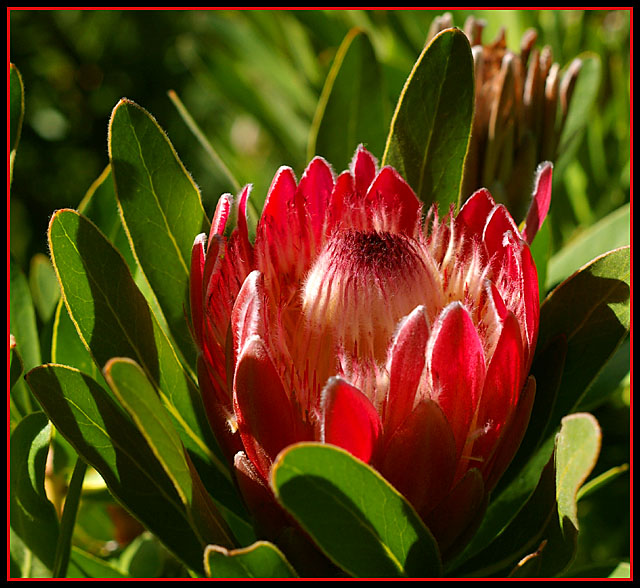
382, 28, 474, 210
205, 541, 298, 579
109, 98, 208, 364
103, 357, 235, 548
26, 364, 205, 574
271, 442, 442, 578
47, 209, 221, 474
529, 413, 602, 577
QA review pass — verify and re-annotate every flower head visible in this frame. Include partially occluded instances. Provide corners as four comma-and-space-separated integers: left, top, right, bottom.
190, 146, 552, 555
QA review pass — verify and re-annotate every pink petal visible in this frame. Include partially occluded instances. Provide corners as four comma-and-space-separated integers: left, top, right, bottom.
196, 354, 240, 462
472, 311, 523, 464
350, 144, 378, 197
365, 166, 422, 234
383, 306, 430, 436
254, 166, 314, 291
297, 156, 334, 244
326, 170, 355, 231
457, 188, 496, 236
522, 161, 553, 244
488, 281, 508, 321
234, 336, 299, 478
380, 399, 457, 515
259, 166, 299, 227
234, 451, 288, 536
210, 193, 232, 242
320, 377, 382, 465
190, 233, 207, 348
482, 204, 520, 259
428, 302, 486, 457
230, 270, 268, 361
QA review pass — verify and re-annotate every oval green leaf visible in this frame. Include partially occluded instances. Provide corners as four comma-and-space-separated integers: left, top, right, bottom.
9, 412, 59, 578
526, 413, 602, 578
308, 28, 388, 167
26, 364, 205, 574
554, 413, 602, 533
205, 541, 298, 579
271, 442, 442, 578
103, 357, 235, 548
546, 203, 630, 289
47, 208, 220, 474
108, 98, 208, 363
382, 28, 474, 210
537, 246, 630, 438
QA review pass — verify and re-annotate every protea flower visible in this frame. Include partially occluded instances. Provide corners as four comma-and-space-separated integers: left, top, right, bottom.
429, 13, 578, 220
190, 146, 552, 557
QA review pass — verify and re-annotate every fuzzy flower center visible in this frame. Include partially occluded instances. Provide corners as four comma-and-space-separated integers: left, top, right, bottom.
301, 229, 441, 363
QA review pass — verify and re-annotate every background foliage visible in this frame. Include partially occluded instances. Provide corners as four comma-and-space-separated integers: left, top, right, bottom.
9, 9, 630, 578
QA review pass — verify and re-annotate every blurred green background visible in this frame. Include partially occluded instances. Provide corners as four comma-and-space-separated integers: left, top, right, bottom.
9, 9, 630, 577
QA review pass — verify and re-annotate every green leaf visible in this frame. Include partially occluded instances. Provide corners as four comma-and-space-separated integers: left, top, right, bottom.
10, 256, 41, 372
118, 534, 167, 578
554, 414, 601, 534
67, 547, 128, 579
555, 54, 602, 178
559, 560, 631, 579
382, 27, 474, 210
9, 257, 40, 417
51, 299, 106, 387
47, 208, 221, 477
29, 253, 61, 323
608, 562, 631, 579
103, 357, 235, 548
531, 413, 602, 578
546, 203, 630, 289
10, 62, 25, 181
449, 435, 556, 576
271, 442, 442, 578
537, 247, 630, 438
529, 218, 552, 299
308, 27, 388, 167
577, 336, 629, 411
108, 98, 208, 364
9, 412, 59, 578
205, 541, 298, 579
77, 165, 137, 272
26, 364, 206, 574
576, 463, 629, 502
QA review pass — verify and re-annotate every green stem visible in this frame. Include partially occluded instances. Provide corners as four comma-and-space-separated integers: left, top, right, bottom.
52, 456, 87, 578
167, 89, 241, 194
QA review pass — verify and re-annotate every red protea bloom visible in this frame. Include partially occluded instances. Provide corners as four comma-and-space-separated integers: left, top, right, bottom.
190, 146, 552, 555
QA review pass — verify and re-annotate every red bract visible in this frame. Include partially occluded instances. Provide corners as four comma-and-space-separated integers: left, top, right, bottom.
190, 146, 552, 555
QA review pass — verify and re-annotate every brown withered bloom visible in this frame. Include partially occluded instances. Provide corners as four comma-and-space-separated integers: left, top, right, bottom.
428, 13, 582, 220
